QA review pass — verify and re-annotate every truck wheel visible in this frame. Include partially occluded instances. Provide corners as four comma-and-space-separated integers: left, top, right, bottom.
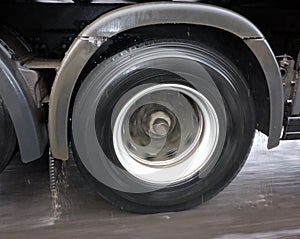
71, 40, 255, 213
0, 97, 16, 173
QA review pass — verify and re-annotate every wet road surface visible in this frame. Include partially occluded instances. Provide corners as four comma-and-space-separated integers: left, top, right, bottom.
1, 134, 300, 239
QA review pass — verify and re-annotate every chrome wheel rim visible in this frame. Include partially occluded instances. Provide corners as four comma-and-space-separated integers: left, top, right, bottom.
113, 83, 220, 184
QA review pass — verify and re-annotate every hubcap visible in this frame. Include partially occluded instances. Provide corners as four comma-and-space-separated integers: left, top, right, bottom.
113, 84, 220, 184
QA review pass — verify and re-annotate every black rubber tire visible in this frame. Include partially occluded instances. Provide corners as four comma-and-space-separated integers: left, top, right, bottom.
71, 40, 256, 213
0, 97, 16, 173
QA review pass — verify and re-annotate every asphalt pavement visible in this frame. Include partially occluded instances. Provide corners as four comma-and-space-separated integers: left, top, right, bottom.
1, 133, 300, 239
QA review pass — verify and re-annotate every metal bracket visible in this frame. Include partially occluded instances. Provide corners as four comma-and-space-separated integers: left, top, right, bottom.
291, 51, 300, 116
278, 55, 299, 117
279, 53, 300, 140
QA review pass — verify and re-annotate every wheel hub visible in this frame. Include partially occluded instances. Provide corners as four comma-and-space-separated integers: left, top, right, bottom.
113, 84, 220, 183
148, 111, 171, 138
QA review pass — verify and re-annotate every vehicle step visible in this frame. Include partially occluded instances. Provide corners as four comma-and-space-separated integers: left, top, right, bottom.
282, 116, 300, 140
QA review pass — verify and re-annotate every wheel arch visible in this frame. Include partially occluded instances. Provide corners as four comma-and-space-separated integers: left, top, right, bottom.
49, 2, 283, 160
0, 45, 48, 163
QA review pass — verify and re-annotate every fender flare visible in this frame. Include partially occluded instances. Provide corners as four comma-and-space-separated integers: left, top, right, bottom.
49, 2, 283, 160
0, 47, 47, 163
